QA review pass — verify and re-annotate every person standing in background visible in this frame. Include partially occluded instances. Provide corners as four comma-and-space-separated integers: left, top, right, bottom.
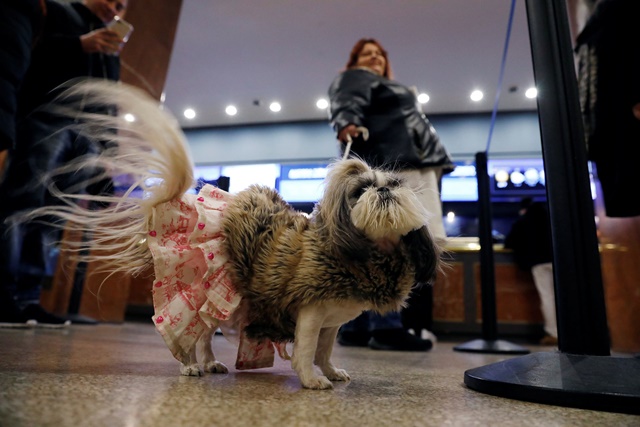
328, 38, 454, 350
575, 0, 640, 218
504, 198, 557, 345
0, 0, 128, 326
0, 0, 45, 155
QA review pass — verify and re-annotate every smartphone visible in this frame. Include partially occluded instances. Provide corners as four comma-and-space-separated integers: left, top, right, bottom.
107, 16, 134, 42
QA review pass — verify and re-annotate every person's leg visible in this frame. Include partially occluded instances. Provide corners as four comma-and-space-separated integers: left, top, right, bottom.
337, 311, 371, 346
368, 311, 433, 351
0, 130, 36, 323
397, 167, 447, 243
0, 114, 73, 324
531, 262, 557, 341
0, 220, 28, 323
396, 167, 444, 340
401, 283, 434, 336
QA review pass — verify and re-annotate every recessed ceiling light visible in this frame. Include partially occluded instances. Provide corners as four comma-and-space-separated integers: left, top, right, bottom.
417, 93, 430, 104
525, 87, 538, 99
316, 98, 329, 109
470, 90, 484, 102
123, 113, 135, 122
269, 102, 281, 112
225, 105, 238, 116
184, 108, 196, 119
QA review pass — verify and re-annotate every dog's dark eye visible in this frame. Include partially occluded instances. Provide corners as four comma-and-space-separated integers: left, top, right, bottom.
388, 177, 402, 187
352, 186, 368, 199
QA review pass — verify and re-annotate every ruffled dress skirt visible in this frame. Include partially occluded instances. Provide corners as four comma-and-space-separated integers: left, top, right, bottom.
146, 184, 289, 370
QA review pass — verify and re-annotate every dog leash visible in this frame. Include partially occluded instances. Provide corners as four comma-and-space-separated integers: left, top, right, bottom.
342, 126, 369, 160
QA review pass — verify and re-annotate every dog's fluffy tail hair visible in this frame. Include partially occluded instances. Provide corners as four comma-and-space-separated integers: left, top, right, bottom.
22, 80, 194, 275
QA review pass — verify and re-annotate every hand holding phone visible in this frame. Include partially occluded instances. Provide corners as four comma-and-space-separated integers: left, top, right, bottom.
107, 16, 134, 43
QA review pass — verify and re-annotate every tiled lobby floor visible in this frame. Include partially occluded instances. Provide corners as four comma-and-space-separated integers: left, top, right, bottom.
0, 322, 637, 427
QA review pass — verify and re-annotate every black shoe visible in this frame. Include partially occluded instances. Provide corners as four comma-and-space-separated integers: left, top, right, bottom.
21, 304, 71, 327
0, 286, 36, 327
337, 330, 371, 347
368, 328, 433, 351
0, 301, 28, 323
0, 300, 32, 327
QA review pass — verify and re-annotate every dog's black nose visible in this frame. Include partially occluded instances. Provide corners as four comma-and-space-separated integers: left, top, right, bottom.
377, 187, 393, 202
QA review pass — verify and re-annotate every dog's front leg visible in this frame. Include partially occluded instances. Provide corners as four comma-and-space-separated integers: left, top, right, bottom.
315, 326, 350, 382
292, 305, 333, 390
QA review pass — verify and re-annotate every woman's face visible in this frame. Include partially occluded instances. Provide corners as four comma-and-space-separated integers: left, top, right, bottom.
356, 43, 386, 76
84, 0, 128, 23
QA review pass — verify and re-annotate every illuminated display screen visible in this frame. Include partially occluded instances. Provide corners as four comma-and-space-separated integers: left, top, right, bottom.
187, 158, 595, 204
277, 164, 328, 202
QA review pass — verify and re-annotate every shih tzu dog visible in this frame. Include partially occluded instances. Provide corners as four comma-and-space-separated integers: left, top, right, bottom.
31, 81, 440, 390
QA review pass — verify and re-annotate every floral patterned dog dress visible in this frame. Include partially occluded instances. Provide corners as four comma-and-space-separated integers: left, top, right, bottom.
146, 184, 289, 370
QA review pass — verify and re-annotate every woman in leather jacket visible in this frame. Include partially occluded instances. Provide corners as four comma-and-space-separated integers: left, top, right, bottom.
328, 38, 454, 240
328, 38, 453, 351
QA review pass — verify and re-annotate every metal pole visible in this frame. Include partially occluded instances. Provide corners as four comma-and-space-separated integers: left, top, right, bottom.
475, 151, 497, 340
525, 0, 609, 355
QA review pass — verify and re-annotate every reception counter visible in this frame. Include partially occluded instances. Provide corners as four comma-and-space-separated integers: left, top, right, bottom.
43, 233, 638, 352
433, 237, 640, 352
432, 237, 543, 338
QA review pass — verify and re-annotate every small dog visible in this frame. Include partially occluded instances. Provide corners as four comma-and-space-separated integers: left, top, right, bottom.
32, 81, 440, 389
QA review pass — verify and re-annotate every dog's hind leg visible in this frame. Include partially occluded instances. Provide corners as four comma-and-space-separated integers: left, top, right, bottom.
314, 326, 350, 382
291, 305, 333, 390
198, 327, 228, 374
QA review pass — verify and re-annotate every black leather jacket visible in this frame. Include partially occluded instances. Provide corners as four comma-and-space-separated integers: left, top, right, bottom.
329, 68, 454, 173
0, 0, 44, 150
17, 1, 120, 119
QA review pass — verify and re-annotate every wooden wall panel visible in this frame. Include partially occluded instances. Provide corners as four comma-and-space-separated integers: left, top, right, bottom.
40, 227, 81, 316
474, 263, 543, 324
78, 257, 131, 322
119, 0, 183, 100
126, 264, 154, 307
433, 263, 465, 321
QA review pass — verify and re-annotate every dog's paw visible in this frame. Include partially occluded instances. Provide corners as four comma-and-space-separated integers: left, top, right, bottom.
203, 360, 228, 374
325, 368, 350, 382
301, 375, 333, 390
180, 363, 203, 377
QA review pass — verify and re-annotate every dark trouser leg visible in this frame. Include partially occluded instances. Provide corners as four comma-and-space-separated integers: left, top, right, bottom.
0, 219, 25, 321
0, 114, 80, 308
401, 283, 434, 333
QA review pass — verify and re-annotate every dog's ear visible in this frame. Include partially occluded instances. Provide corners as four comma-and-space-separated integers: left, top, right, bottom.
314, 158, 372, 261
402, 226, 440, 283
330, 197, 371, 261
314, 191, 371, 262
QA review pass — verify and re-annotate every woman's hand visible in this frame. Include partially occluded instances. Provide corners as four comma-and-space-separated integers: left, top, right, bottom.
80, 28, 123, 55
338, 124, 360, 143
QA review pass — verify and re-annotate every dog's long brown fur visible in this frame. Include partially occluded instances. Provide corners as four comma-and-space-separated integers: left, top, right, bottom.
26, 81, 441, 389
224, 177, 437, 343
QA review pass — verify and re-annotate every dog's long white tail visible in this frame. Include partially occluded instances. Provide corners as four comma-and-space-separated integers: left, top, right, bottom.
23, 80, 194, 275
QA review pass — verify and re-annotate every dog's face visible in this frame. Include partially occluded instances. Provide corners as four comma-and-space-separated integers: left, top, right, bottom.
315, 159, 428, 255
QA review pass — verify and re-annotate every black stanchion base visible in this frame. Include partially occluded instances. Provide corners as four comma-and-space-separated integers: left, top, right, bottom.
453, 339, 530, 354
464, 351, 640, 415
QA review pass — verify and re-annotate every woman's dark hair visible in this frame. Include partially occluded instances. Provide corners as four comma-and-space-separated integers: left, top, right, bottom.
345, 38, 393, 79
